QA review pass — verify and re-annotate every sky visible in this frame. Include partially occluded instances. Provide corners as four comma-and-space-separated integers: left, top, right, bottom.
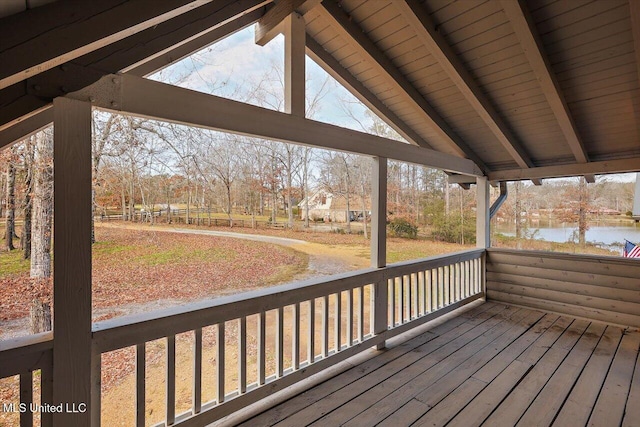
148, 24, 638, 185
149, 25, 374, 133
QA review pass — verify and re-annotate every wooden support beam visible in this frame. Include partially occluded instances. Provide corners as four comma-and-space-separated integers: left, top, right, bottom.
306, 38, 432, 148
394, 0, 534, 171
630, 0, 640, 120
372, 157, 388, 350
0, 0, 268, 133
284, 12, 306, 116
255, 0, 320, 46
371, 157, 387, 268
52, 97, 92, 426
68, 74, 482, 175
0, 107, 52, 149
500, 0, 594, 183
488, 158, 640, 181
476, 176, 490, 249
319, 0, 489, 173
0, 0, 213, 90
448, 174, 476, 185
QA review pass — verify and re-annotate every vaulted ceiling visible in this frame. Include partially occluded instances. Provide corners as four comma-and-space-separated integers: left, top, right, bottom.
1, 0, 639, 181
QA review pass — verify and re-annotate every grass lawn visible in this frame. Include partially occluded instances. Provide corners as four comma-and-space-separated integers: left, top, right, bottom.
1, 248, 30, 275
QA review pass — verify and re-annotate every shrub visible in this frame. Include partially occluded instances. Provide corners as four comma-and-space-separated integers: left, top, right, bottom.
388, 217, 418, 239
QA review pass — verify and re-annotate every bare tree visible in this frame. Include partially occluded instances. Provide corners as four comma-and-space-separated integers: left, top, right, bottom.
30, 130, 53, 278
21, 137, 35, 258
3, 146, 17, 251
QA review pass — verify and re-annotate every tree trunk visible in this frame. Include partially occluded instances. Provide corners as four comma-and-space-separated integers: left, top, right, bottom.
31, 133, 53, 278
91, 188, 96, 243
30, 299, 52, 333
128, 179, 135, 221
578, 177, 587, 245
303, 156, 310, 228
22, 138, 35, 259
4, 153, 16, 251
361, 183, 368, 239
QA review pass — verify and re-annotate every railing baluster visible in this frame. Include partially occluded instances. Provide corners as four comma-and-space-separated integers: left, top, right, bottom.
464, 261, 471, 296
41, 360, 53, 427
335, 292, 342, 352
416, 272, 422, 316
322, 295, 329, 358
20, 371, 33, 427
136, 343, 146, 427
167, 335, 176, 425
446, 265, 451, 305
458, 262, 462, 300
258, 312, 266, 385
194, 329, 202, 414
238, 318, 246, 394
423, 270, 429, 313
476, 257, 481, 293
217, 323, 225, 403
347, 289, 353, 347
308, 299, 315, 364
358, 287, 364, 342
277, 307, 284, 377
405, 275, 410, 322
451, 264, 455, 302
433, 267, 440, 310
410, 273, 420, 319
399, 276, 404, 324
293, 303, 300, 370
388, 278, 395, 328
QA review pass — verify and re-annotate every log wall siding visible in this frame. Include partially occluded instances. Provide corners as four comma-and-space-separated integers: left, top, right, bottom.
486, 248, 640, 328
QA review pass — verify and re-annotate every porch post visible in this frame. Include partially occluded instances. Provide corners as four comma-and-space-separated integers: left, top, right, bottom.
52, 97, 93, 426
476, 176, 490, 298
371, 156, 387, 349
476, 176, 490, 249
284, 11, 305, 117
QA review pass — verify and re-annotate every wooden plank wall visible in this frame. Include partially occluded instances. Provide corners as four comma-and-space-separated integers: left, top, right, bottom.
486, 248, 640, 328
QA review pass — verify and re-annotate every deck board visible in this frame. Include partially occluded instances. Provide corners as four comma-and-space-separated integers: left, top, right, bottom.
242, 303, 640, 427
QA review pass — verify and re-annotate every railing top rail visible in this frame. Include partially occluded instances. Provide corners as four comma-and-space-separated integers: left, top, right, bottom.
0, 331, 53, 377
386, 249, 483, 276
487, 247, 639, 265
92, 249, 484, 352
0, 331, 53, 356
93, 268, 381, 352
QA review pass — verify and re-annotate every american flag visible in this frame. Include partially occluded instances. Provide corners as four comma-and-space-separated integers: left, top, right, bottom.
623, 240, 640, 258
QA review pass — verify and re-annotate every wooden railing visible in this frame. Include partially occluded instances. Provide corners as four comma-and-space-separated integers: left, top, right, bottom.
0, 250, 484, 427
0, 332, 54, 427
486, 248, 640, 328
91, 249, 484, 426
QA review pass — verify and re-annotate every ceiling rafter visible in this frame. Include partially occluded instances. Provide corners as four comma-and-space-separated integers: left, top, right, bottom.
394, 0, 536, 173
488, 157, 640, 181
500, 0, 595, 183
255, 0, 321, 46
0, 107, 52, 150
630, 0, 640, 93
0, 0, 215, 91
0, 0, 268, 139
319, 0, 489, 173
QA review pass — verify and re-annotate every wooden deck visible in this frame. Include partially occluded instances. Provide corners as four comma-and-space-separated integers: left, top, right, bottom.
241, 302, 640, 427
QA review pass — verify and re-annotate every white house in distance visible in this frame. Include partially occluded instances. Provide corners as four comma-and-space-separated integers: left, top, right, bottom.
298, 190, 370, 223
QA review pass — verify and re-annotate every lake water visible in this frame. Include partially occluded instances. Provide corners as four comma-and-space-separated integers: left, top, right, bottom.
494, 224, 640, 251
